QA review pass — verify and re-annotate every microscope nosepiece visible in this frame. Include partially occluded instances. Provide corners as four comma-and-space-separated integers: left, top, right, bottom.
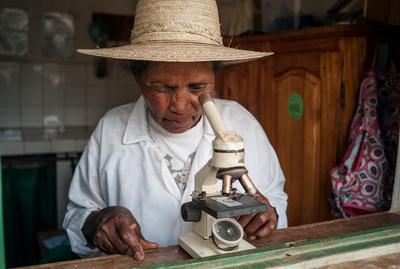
222, 175, 233, 196
239, 173, 257, 196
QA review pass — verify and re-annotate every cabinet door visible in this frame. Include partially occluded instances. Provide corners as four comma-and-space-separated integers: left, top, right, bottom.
270, 50, 344, 226
274, 69, 322, 226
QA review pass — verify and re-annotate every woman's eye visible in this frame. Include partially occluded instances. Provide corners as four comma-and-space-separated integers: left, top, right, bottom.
151, 86, 169, 93
190, 85, 207, 92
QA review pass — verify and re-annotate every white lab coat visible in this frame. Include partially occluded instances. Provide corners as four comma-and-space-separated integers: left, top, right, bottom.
63, 96, 288, 258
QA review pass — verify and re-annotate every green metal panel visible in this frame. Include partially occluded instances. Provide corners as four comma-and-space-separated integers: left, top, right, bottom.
0, 152, 5, 269
139, 225, 400, 269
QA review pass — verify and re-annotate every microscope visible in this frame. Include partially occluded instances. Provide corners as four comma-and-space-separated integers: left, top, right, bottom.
178, 93, 267, 258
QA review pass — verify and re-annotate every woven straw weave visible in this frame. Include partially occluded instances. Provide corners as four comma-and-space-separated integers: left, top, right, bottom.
77, 0, 272, 64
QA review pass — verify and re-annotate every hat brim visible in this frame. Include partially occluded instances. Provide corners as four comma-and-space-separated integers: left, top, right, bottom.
77, 41, 273, 65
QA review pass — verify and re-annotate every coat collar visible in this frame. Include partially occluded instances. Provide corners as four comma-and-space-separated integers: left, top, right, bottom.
122, 96, 151, 144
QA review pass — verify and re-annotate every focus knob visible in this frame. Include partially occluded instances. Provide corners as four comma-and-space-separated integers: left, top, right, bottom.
181, 202, 201, 222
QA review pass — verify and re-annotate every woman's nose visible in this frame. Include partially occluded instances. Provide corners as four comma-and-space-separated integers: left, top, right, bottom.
169, 91, 190, 114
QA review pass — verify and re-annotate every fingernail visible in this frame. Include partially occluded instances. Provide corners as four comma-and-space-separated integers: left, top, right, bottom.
250, 235, 256, 241
134, 252, 143, 261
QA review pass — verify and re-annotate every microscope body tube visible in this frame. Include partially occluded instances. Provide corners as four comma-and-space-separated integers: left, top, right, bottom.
198, 93, 258, 196
198, 93, 227, 135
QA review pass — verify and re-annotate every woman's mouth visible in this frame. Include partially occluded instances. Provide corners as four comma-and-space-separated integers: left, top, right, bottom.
166, 118, 190, 128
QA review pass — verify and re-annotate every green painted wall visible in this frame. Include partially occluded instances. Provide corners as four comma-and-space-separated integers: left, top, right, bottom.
0, 152, 5, 269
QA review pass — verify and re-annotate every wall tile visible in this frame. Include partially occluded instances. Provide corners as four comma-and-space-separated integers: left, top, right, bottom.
20, 63, 43, 86
86, 105, 106, 126
65, 85, 87, 106
21, 85, 43, 106
0, 106, 20, 128
65, 106, 86, 126
75, 139, 88, 152
43, 106, 65, 127
21, 128, 44, 140
106, 64, 135, 86
0, 85, 20, 106
0, 141, 24, 156
24, 140, 51, 154
87, 64, 107, 86
43, 63, 62, 87
0, 62, 139, 136
0, 129, 22, 141
50, 139, 75, 153
56, 127, 90, 140
106, 86, 127, 107
44, 85, 64, 105
87, 85, 106, 105
21, 106, 44, 127
63, 64, 86, 85
0, 62, 19, 87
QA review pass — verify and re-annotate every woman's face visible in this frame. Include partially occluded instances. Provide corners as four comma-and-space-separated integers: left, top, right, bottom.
136, 62, 215, 133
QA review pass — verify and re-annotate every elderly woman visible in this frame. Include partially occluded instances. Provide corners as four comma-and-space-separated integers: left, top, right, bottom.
63, 0, 288, 261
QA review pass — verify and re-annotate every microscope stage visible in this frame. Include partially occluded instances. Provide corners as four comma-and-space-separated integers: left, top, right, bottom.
192, 195, 267, 219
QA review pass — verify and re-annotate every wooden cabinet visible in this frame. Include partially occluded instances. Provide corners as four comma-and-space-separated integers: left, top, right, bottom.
215, 25, 400, 226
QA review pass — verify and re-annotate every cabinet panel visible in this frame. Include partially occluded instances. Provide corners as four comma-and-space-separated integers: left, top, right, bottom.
273, 52, 321, 77
216, 61, 263, 120
275, 69, 321, 225
216, 42, 271, 122
319, 51, 342, 222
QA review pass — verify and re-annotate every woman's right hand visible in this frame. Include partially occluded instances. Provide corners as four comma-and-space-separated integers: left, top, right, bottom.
82, 206, 158, 260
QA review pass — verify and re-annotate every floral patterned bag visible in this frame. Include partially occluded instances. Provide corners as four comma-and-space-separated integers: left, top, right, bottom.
329, 46, 400, 218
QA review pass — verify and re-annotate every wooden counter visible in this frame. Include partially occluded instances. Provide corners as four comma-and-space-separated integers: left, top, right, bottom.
21, 211, 400, 269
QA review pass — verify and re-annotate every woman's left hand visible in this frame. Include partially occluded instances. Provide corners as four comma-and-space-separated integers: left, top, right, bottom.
234, 191, 277, 241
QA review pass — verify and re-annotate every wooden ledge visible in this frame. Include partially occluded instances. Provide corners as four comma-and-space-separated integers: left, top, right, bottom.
21, 211, 400, 269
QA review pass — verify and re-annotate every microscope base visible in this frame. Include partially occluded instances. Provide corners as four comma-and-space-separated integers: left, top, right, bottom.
178, 231, 255, 258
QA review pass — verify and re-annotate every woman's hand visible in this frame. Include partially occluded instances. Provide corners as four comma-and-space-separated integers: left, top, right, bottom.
82, 206, 158, 260
235, 191, 277, 240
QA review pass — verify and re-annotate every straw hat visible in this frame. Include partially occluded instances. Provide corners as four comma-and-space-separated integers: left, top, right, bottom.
77, 0, 272, 65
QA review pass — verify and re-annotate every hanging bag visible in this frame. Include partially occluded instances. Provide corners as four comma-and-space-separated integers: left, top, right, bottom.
329, 45, 400, 219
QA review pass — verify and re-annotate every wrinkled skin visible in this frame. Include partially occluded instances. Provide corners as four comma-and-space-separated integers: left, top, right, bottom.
82, 206, 158, 261
82, 62, 278, 261
234, 191, 277, 240
136, 62, 216, 134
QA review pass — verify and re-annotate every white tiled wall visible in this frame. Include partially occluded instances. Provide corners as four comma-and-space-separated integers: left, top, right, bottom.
0, 60, 142, 156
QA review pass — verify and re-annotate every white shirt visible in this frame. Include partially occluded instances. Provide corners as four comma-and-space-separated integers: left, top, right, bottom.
148, 110, 203, 168
63, 96, 288, 258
